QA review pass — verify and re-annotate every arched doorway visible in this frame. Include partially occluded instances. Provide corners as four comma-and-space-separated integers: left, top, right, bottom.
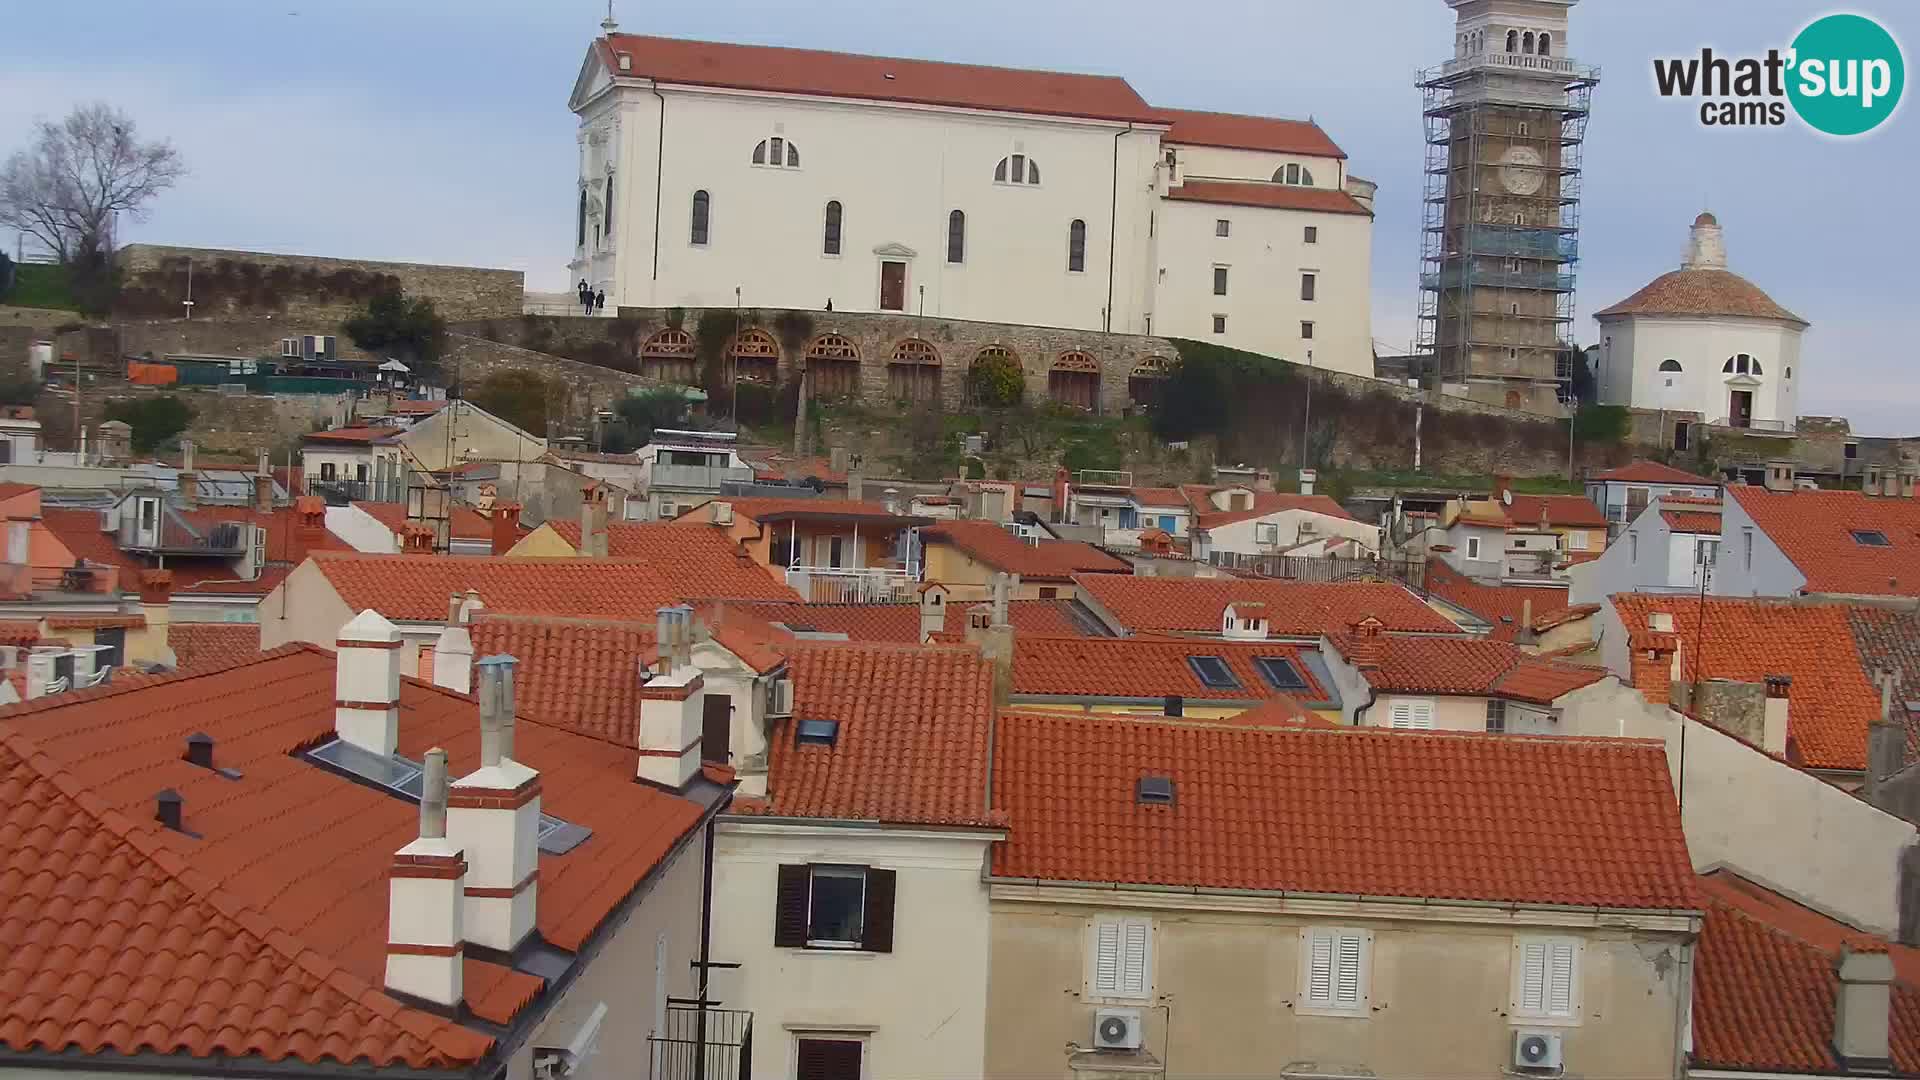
805, 334, 863, 399
730, 328, 780, 385
640, 329, 697, 384
1128, 355, 1171, 409
1049, 351, 1101, 411
887, 338, 941, 404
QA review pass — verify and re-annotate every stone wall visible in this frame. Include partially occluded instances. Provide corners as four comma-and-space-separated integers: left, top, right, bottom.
115, 244, 523, 323
443, 332, 662, 435
115, 317, 370, 362
63, 383, 354, 459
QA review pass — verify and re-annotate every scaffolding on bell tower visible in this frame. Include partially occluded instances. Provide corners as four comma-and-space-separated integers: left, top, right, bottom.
1416, 49, 1599, 414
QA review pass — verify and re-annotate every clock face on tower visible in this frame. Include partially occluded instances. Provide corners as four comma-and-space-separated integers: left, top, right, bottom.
1501, 145, 1544, 196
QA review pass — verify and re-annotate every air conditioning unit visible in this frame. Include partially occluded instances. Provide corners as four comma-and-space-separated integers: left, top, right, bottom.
767, 676, 794, 718
1512, 1029, 1563, 1071
1092, 1008, 1143, 1051
709, 500, 734, 526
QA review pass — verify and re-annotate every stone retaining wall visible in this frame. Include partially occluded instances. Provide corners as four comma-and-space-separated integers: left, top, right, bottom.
116, 244, 523, 322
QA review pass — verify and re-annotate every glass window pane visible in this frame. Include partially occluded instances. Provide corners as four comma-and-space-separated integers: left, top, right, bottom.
808, 867, 865, 942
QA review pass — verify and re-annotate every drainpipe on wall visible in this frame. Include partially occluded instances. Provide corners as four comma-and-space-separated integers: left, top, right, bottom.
1105, 124, 1133, 334
651, 83, 667, 285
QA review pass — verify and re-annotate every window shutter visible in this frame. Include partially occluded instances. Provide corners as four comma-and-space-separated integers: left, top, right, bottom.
861, 868, 896, 953
1411, 701, 1434, 729
1518, 941, 1548, 1013
1093, 920, 1122, 993
1547, 942, 1576, 1016
774, 864, 810, 948
1389, 701, 1414, 729
1334, 933, 1364, 1006
1307, 929, 1334, 1004
1120, 920, 1150, 996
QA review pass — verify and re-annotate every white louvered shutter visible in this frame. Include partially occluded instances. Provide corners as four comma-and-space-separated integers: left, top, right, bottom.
1307, 930, 1335, 1005
1389, 701, 1414, 729
1410, 700, 1434, 729
1334, 932, 1364, 1007
1547, 942, 1576, 1017
1093, 920, 1121, 994
1518, 941, 1548, 1013
1120, 920, 1151, 997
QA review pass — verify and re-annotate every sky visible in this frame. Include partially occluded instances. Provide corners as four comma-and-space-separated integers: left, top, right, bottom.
2, 1, 1914, 433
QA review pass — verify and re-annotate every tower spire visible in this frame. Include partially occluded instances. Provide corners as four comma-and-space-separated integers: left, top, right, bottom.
600, 0, 618, 34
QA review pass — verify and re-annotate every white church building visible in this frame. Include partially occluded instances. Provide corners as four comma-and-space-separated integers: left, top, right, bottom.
567, 28, 1377, 376
1591, 213, 1809, 431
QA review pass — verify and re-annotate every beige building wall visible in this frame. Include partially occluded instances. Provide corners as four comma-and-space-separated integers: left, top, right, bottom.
505, 522, 583, 558
1366, 692, 1489, 732
921, 543, 1078, 602
986, 892, 1693, 1080
258, 563, 440, 677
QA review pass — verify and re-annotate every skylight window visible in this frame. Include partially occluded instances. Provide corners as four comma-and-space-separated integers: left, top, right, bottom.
303, 738, 591, 854
1187, 655, 1241, 690
797, 718, 841, 745
1253, 656, 1309, 691
1853, 530, 1893, 547
1136, 775, 1176, 805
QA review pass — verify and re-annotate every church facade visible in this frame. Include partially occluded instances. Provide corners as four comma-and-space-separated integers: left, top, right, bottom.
567, 32, 1376, 377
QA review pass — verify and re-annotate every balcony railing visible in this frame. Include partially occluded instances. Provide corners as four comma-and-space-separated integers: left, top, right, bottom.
647, 1004, 751, 1080
785, 565, 917, 604
1710, 417, 1792, 434
648, 463, 756, 490
1426, 51, 1601, 82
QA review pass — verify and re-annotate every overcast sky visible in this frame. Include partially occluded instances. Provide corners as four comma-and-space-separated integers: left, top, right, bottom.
3, 1, 1913, 433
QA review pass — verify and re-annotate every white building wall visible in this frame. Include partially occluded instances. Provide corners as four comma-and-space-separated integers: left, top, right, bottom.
301, 445, 374, 485
1440, 521, 1507, 580
711, 822, 996, 1080
1595, 315, 1804, 426
1197, 509, 1378, 559
1708, 495, 1807, 598
1364, 693, 1488, 732
1171, 144, 1345, 189
324, 505, 402, 554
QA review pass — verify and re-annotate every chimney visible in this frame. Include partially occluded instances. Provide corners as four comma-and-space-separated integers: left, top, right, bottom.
447, 592, 463, 626
637, 606, 705, 789
1763, 460, 1795, 493
253, 473, 274, 514
578, 485, 609, 557
401, 523, 434, 553
1762, 674, 1792, 756
1833, 944, 1896, 1072
918, 584, 947, 643
177, 440, 197, 510
1868, 670, 1907, 804
1297, 468, 1316, 497
1345, 615, 1385, 673
139, 569, 172, 665
385, 747, 466, 1009
1492, 474, 1514, 505
1053, 467, 1071, 524
1255, 469, 1275, 494
257, 446, 270, 478
180, 439, 195, 474
1902, 467, 1920, 500
1865, 464, 1886, 497
1694, 678, 1768, 749
884, 487, 902, 516
433, 622, 474, 695
829, 446, 850, 475
295, 495, 327, 547
491, 502, 522, 556
847, 453, 866, 503
976, 573, 1017, 709
155, 789, 185, 832
448, 655, 540, 952
1518, 597, 1538, 647
185, 732, 214, 769
335, 609, 403, 756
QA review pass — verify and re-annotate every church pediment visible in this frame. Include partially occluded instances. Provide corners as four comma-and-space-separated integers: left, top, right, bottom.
568, 45, 616, 113
872, 242, 918, 259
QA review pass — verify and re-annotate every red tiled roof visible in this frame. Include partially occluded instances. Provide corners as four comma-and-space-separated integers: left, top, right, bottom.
40, 506, 346, 597
1165, 179, 1372, 216
353, 500, 493, 541
1012, 636, 1329, 703
1731, 485, 1920, 596
734, 598, 1096, 643
1198, 697, 1339, 729
1130, 486, 1190, 509
1692, 871, 1920, 1074
599, 34, 1159, 124
545, 519, 787, 596
1507, 493, 1607, 529
1193, 491, 1355, 531
167, 623, 263, 672
737, 642, 999, 827
308, 551, 798, 622
302, 426, 397, 445
1158, 108, 1346, 158
1595, 268, 1806, 325
923, 520, 1129, 581
43, 614, 145, 630
1336, 635, 1609, 704
1592, 461, 1716, 485
0, 621, 40, 646
1611, 594, 1882, 770
0, 646, 718, 1067
1662, 508, 1723, 534
1423, 560, 1572, 643
741, 452, 847, 485
672, 496, 908, 526
1075, 574, 1459, 637
990, 713, 1699, 908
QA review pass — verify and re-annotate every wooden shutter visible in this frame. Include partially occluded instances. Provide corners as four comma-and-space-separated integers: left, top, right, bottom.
1547, 942, 1576, 1016
1120, 920, 1150, 997
1334, 932, 1364, 1007
1092, 919, 1122, 993
1306, 929, 1335, 1005
862, 868, 896, 953
774, 864, 810, 948
796, 1038, 862, 1080
1518, 941, 1548, 1013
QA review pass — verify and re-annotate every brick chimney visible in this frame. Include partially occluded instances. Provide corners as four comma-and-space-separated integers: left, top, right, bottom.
578, 484, 609, 557
1491, 474, 1514, 505
637, 606, 705, 789
385, 747, 466, 1008
177, 438, 198, 510
1867, 670, 1907, 804
448, 655, 541, 952
400, 523, 435, 553
139, 569, 172, 665
1833, 943, 1895, 1072
295, 495, 327, 549
253, 474, 274, 514
491, 502, 522, 556
1346, 615, 1385, 674
335, 609, 403, 756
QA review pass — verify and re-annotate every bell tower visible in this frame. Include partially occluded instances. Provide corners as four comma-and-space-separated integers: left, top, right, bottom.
1416, 0, 1598, 415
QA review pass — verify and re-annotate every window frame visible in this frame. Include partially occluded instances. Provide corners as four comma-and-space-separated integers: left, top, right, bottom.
1465, 535, 1483, 560
1300, 272, 1317, 302
793, 1035, 866, 1080
690, 190, 711, 246
1301, 320, 1315, 340
822, 200, 843, 257
1511, 936, 1583, 1025
1067, 219, 1087, 273
1216, 218, 1231, 237
1188, 655, 1241, 690
1853, 529, 1893, 547
1087, 915, 1154, 1003
947, 209, 966, 264
1486, 697, 1507, 734
1387, 698, 1436, 729
1297, 926, 1372, 1018
1304, 225, 1318, 244
805, 864, 868, 949
1253, 655, 1309, 691
1212, 314, 1228, 335
1212, 265, 1230, 296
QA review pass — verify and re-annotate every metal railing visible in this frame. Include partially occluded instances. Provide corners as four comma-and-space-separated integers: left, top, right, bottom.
1710, 417, 1791, 433
1075, 469, 1134, 488
1210, 551, 1425, 591
648, 1004, 751, 1080
785, 565, 917, 604
1426, 51, 1601, 82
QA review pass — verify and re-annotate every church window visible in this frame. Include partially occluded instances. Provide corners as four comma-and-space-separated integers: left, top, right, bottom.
1506, 29, 1519, 53
605, 169, 614, 229
1659, 359, 1683, 372
691, 190, 711, 246
752, 137, 801, 168
1537, 32, 1552, 55
1068, 219, 1087, 273
996, 155, 1040, 185
577, 186, 587, 247
1723, 353, 1760, 376
1273, 163, 1315, 186
823, 200, 843, 256
948, 210, 966, 264
1523, 31, 1535, 54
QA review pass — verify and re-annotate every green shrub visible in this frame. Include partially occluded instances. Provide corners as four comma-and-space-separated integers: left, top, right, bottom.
465, 368, 555, 436
103, 395, 194, 454
965, 351, 1024, 408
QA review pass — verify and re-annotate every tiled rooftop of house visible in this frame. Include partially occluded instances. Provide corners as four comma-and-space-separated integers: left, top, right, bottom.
1157, 107, 1346, 158
1844, 605, 1920, 754
0, 645, 710, 1067
1338, 634, 1611, 705
1692, 870, 1920, 1074
1190, 490, 1355, 531
1164, 180, 1373, 217
922, 520, 1130, 581
166, 623, 264, 672
1612, 594, 1884, 771
1074, 573, 1459, 637
301, 426, 399, 445
1730, 484, 1920, 596
1011, 636, 1333, 705
544, 519, 793, 592
1594, 267, 1806, 324
1423, 559, 1574, 643
990, 712, 1698, 909
1506, 493, 1607, 530
1592, 461, 1718, 485
352, 500, 494, 541
1661, 503, 1724, 534
42, 501, 348, 597
738, 597, 1099, 643
672, 496, 910, 526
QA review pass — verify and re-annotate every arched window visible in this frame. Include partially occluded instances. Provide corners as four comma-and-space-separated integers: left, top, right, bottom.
641, 329, 698, 384
731, 328, 781, 384
1723, 353, 1761, 375
805, 334, 862, 399
995, 155, 1040, 185
1049, 351, 1101, 411
948, 210, 966, 264
823, 200, 843, 256
1523, 31, 1535, 54
605, 169, 615, 229
1750, 357, 1762, 375
577, 186, 587, 247
1273, 164, 1315, 186
752, 137, 800, 168
1537, 31, 1552, 55
888, 339, 942, 403
1506, 29, 1519, 53
1067, 219, 1087, 273
690, 190, 710, 246
1659, 359, 1683, 372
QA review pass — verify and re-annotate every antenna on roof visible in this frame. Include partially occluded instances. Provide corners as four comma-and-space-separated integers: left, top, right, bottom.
600, 0, 618, 34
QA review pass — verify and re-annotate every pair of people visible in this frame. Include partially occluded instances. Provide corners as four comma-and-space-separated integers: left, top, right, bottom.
576, 280, 606, 314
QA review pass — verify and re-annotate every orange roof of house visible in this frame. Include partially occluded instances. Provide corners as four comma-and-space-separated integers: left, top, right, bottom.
1611, 593, 1882, 770
1423, 560, 1573, 643
1198, 697, 1339, 729
167, 622, 263, 672
1130, 486, 1190, 509
1012, 636, 1331, 704
1731, 485, 1920, 596
734, 642, 999, 827
990, 712, 1699, 908
672, 496, 910, 526
0, 645, 711, 1068
1075, 574, 1459, 637
923, 520, 1129, 581
1595, 268, 1806, 325
307, 551, 798, 622
40, 505, 347, 597
1592, 460, 1717, 485
1662, 507, 1723, 534
1692, 870, 1920, 1074
1164, 179, 1373, 216
1507, 493, 1607, 529
1192, 490, 1355, 531
43, 614, 145, 630
545, 519, 792, 590
353, 500, 493, 541
600, 34, 1159, 123
1452, 506, 1513, 529
0, 621, 41, 646
734, 597, 1098, 643
301, 426, 398, 445
1335, 634, 1610, 704
1158, 107, 1346, 158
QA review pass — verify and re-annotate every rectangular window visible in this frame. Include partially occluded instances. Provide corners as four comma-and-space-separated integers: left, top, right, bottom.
1300, 272, 1317, 301
807, 865, 865, 946
1513, 938, 1580, 1021
1486, 698, 1507, 733
1216, 218, 1231, 237
1303, 225, 1318, 244
1388, 698, 1436, 729
795, 1037, 863, 1080
94, 627, 126, 670
1301, 320, 1315, 340
1744, 527, 1755, 570
1465, 536, 1482, 560
1299, 927, 1369, 1016
1254, 656, 1308, 691
1625, 487, 1650, 520
1629, 532, 1638, 563
773, 864, 896, 952
1039, 586, 1058, 600
1212, 314, 1227, 335
1853, 529, 1892, 547
1213, 266, 1229, 296
1565, 531, 1589, 551
1697, 539, 1720, 566
319, 463, 337, 482
1090, 916, 1153, 1000
1188, 655, 1240, 690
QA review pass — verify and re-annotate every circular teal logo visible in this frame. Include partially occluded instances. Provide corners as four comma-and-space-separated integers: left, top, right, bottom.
1787, 13, 1905, 136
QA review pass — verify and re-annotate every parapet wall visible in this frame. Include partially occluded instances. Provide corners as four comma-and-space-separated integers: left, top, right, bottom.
115, 244, 523, 323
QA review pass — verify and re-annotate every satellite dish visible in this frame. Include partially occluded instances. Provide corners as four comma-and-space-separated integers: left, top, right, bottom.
1501, 489, 1514, 506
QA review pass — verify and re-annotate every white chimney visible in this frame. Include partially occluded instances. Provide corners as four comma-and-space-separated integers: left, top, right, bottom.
1298, 468, 1317, 497
448, 655, 540, 952
637, 606, 705, 789
1833, 944, 1895, 1070
385, 747, 465, 1008
335, 609, 403, 756
918, 584, 948, 643
434, 623, 475, 695
1763, 675, 1793, 756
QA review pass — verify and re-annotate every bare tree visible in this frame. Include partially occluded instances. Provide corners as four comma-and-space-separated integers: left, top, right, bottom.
0, 102, 185, 262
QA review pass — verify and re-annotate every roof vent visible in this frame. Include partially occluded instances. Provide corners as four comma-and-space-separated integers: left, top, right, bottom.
183, 731, 243, 780
154, 789, 189, 834
1136, 775, 1175, 806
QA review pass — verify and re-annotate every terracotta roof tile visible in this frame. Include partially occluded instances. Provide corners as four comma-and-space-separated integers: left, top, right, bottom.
1012, 636, 1330, 703
0, 621, 40, 646
545, 520, 795, 592
1731, 485, 1920, 596
1662, 508, 1723, 534
1611, 594, 1881, 770
1165, 180, 1372, 216
1844, 606, 1920, 760
1335, 634, 1609, 704
990, 713, 1699, 908
1506, 493, 1607, 529
168, 624, 264, 672
43, 614, 145, 630
41, 505, 346, 597
1075, 574, 1458, 637
923, 520, 1129, 581
673, 495, 911, 526
301, 426, 399, 445
1424, 560, 1572, 642
1592, 461, 1717, 485
1193, 491, 1355, 531
352, 500, 493, 541
736, 598, 1098, 642
1595, 268, 1806, 325
1159, 108, 1346, 158
1129, 486, 1191, 509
